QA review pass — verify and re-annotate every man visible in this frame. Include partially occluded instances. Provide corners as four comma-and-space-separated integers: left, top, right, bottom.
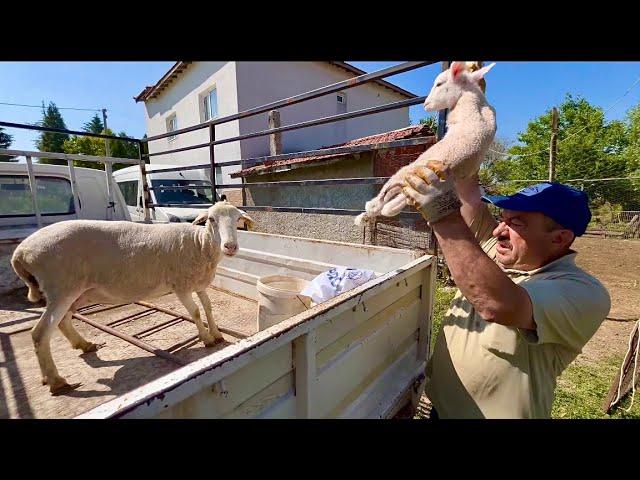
401, 163, 611, 419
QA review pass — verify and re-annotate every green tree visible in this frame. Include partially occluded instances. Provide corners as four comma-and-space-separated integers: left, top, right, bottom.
83, 113, 104, 134
418, 115, 438, 134
0, 127, 17, 162
62, 127, 139, 170
35, 102, 69, 165
484, 94, 633, 208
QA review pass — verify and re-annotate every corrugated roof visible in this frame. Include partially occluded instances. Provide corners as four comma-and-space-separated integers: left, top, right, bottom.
231, 123, 435, 178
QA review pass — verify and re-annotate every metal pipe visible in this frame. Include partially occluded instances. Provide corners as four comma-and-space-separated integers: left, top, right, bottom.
67, 160, 81, 218
143, 61, 434, 143
0, 120, 137, 142
72, 312, 188, 366
145, 96, 427, 158
135, 301, 249, 339
149, 177, 392, 191
144, 137, 435, 174
25, 156, 42, 228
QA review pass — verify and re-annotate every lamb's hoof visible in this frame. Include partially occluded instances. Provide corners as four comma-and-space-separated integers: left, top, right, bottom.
50, 379, 82, 396
80, 342, 105, 353
355, 212, 372, 227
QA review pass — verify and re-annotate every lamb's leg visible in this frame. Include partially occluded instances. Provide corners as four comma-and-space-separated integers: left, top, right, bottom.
31, 297, 82, 395
58, 312, 103, 353
196, 291, 224, 342
175, 290, 218, 347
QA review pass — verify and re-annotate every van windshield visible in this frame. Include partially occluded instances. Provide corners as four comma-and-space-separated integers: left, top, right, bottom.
151, 179, 215, 205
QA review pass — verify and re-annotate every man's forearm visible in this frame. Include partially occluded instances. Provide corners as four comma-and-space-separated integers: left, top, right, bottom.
431, 212, 534, 330
455, 173, 486, 227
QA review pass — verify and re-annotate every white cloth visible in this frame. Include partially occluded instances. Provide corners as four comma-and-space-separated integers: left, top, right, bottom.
300, 267, 376, 304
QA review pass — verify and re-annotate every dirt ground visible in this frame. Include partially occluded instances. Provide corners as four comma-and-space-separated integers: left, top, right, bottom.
0, 287, 258, 419
572, 236, 640, 365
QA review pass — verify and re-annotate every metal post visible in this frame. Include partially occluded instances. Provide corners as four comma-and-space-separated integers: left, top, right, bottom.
25, 156, 42, 228
431, 61, 451, 256
138, 140, 151, 222
549, 107, 558, 182
104, 161, 114, 220
209, 124, 217, 201
67, 160, 81, 218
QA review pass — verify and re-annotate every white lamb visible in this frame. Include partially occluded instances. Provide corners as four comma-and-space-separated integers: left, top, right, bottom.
355, 61, 497, 225
11, 200, 255, 395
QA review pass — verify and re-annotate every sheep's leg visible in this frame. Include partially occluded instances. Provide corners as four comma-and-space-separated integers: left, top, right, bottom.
32, 298, 82, 395
196, 291, 224, 341
175, 291, 218, 347
58, 312, 103, 353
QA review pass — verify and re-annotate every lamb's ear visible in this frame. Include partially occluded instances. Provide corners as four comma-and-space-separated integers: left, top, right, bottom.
192, 211, 209, 226
450, 61, 467, 81
469, 62, 496, 83
240, 212, 255, 230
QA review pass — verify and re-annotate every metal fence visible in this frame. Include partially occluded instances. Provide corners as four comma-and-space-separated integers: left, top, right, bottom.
1, 61, 449, 251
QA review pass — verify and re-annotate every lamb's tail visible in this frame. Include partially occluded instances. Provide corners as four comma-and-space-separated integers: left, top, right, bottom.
10, 250, 42, 302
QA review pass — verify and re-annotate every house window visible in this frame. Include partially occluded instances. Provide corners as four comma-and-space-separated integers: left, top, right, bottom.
167, 114, 178, 141
203, 88, 218, 121
337, 93, 346, 104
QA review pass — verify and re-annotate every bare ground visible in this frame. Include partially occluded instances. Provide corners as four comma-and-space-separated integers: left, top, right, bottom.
0, 287, 258, 419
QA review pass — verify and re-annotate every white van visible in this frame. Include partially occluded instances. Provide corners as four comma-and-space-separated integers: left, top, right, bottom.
0, 162, 129, 232
112, 164, 221, 223
0, 162, 130, 293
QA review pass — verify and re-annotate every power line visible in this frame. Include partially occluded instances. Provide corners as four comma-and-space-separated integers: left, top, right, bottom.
489, 73, 640, 159
0, 101, 101, 112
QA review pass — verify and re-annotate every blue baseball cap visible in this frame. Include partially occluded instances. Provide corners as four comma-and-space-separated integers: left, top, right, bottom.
481, 182, 591, 236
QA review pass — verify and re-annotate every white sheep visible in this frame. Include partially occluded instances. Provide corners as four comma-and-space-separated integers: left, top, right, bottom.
355, 61, 497, 225
11, 200, 255, 395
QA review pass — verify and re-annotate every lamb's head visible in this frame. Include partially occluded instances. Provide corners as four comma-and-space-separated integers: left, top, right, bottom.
192, 200, 255, 256
423, 61, 495, 112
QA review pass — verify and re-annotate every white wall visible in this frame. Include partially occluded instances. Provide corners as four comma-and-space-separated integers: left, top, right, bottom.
142, 62, 412, 185
234, 62, 410, 164
143, 62, 241, 185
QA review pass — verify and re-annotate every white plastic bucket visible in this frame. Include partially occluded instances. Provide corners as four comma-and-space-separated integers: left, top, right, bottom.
256, 275, 311, 331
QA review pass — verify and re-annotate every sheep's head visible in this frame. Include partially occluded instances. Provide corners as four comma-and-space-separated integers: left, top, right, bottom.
192, 200, 255, 256
423, 61, 495, 112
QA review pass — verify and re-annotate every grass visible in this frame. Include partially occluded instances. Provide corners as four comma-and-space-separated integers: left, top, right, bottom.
552, 356, 640, 419
428, 282, 640, 419
431, 283, 456, 351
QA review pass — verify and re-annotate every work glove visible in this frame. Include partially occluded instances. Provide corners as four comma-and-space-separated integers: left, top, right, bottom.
401, 160, 461, 224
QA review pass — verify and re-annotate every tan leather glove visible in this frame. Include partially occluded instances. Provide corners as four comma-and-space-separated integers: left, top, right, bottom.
401, 160, 461, 224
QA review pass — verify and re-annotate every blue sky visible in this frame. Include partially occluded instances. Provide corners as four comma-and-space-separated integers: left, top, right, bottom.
1, 61, 640, 152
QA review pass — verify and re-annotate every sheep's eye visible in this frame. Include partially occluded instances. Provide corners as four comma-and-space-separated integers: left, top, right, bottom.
436, 81, 444, 87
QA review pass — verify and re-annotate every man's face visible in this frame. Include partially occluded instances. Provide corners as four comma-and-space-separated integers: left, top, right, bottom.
492, 209, 574, 270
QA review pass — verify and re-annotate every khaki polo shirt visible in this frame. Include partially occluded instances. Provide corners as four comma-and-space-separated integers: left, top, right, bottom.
424, 206, 611, 419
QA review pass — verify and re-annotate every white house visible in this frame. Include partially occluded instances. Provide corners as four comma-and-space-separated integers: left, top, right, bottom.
135, 62, 417, 189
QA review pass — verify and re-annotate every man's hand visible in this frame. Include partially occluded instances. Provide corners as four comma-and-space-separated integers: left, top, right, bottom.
401, 160, 462, 224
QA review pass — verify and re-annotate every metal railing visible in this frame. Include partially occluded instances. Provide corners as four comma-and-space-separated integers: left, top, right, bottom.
1, 61, 449, 231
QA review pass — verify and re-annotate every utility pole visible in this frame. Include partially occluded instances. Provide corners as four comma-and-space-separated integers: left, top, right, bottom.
101, 108, 111, 157
549, 107, 558, 182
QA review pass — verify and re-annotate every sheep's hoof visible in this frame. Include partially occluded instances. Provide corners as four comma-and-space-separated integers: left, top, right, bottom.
80, 341, 105, 353
50, 379, 82, 396
204, 336, 225, 347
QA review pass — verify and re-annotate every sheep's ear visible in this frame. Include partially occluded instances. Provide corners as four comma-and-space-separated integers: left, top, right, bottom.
192, 211, 209, 226
240, 212, 255, 230
450, 61, 467, 81
469, 62, 496, 83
